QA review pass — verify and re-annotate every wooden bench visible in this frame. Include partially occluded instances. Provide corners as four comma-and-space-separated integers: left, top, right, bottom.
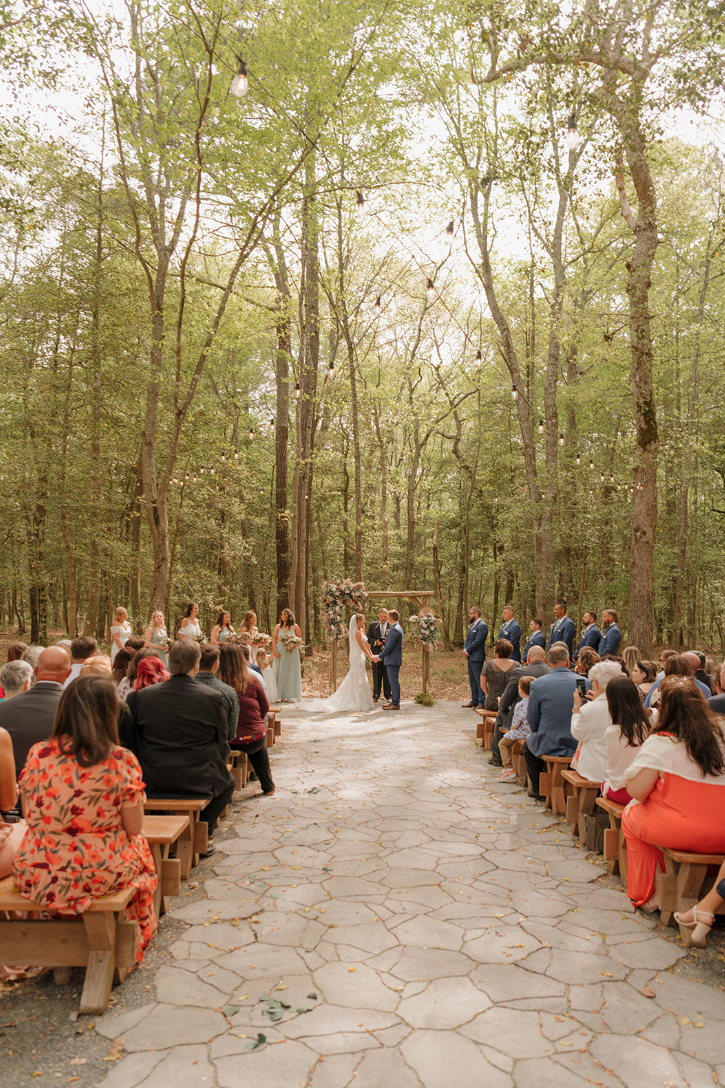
269, 709, 281, 737
143, 815, 188, 918
511, 738, 526, 778
596, 797, 627, 879
474, 708, 497, 749
538, 755, 571, 815
562, 769, 601, 843
0, 878, 137, 1013
657, 848, 725, 928
143, 799, 209, 878
230, 748, 250, 791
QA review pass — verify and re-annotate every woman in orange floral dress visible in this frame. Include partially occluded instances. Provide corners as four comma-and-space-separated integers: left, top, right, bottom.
13, 675, 157, 962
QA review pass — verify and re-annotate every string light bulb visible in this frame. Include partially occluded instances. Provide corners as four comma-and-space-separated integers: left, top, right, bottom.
576, 453, 581, 465
248, 428, 253, 441
565, 113, 578, 150
444, 220, 455, 247
426, 278, 435, 303
232, 59, 248, 98
221, 453, 225, 462
355, 191, 366, 219
559, 433, 564, 446
589, 459, 594, 471
538, 419, 544, 434
328, 361, 335, 378
511, 385, 518, 402
234, 450, 239, 458
295, 383, 301, 400
269, 417, 275, 431
610, 473, 614, 484
475, 350, 482, 372
600, 473, 605, 482
373, 296, 381, 317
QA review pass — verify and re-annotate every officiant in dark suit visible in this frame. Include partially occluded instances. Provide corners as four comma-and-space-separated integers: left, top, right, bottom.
367, 609, 392, 703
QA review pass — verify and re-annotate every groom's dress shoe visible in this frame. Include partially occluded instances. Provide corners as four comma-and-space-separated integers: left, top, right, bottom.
384, 704, 400, 711
462, 701, 476, 708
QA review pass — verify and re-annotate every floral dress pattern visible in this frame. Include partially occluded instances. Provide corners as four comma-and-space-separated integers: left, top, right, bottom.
12, 738, 158, 962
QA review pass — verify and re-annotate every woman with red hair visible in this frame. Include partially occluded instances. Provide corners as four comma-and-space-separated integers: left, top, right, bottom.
622, 677, 725, 910
133, 657, 170, 691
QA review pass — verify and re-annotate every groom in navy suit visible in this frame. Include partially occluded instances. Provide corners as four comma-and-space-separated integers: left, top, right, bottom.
373, 609, 403, 710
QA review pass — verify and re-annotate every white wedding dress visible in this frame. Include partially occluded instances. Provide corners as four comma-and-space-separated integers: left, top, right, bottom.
304, 616, 375, 713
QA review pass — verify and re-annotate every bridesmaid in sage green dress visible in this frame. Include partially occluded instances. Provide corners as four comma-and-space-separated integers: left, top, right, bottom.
273, 608, 302, 702
144, 611, 169, 666
211, 610, 235, 645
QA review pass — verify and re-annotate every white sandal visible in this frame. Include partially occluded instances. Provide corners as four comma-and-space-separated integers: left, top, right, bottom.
673, 906, 714, 949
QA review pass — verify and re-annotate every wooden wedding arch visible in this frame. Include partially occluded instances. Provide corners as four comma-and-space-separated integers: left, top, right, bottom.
328, 590, 436, 695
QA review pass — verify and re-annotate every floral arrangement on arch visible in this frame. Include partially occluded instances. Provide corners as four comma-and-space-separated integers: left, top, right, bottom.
410, 612, 442, 651
320, 577, 367, 641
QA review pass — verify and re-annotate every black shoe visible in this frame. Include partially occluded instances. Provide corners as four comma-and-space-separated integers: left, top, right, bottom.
527, 790, 545, 802
200, 842, 216, 858
373, 696, 379, 702
488, 758, 502, 767
249, 772, 258, 781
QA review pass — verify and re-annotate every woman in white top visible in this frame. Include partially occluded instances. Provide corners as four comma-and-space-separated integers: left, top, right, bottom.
178, 602, 203, 642
110, 607, 133, 664
601, 675, 650, 804
622, 677, 725, 910
570, 660, 623, 782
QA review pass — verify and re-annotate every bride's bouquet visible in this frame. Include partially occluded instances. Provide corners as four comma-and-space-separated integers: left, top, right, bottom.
410, 613, 442, 651
278, 631, 305, 653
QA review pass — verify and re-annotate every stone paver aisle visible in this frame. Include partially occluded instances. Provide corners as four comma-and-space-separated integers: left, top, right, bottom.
95, 702, 724, 1088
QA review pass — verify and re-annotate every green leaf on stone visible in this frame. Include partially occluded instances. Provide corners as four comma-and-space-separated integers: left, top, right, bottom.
307, 992, 317, 1000
222, 1005, 240, 1018
295, 1006, 312, 1014
306, 787, 321, 793
246, 1033, 266, 1051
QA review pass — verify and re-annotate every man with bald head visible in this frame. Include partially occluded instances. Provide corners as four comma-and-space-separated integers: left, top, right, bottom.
489, 644, 550, 768
0, 646, 71, 777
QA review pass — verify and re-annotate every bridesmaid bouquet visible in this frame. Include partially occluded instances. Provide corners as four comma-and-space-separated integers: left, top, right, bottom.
278, 632, 304, 653
251, 631, 272, 648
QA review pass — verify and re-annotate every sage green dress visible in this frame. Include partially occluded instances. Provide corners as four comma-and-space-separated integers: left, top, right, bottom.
274, 627, 302, 702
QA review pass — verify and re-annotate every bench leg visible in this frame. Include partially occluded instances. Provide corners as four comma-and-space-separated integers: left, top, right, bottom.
566, 792, 580, 837
603, 828, 620, 874
577, 788, 599, 845
80, 912, 117, 1014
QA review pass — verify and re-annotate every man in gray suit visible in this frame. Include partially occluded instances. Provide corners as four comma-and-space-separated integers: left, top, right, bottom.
489, 646, 550, 767
524, 644, 590, 799
0, 646, 71, 777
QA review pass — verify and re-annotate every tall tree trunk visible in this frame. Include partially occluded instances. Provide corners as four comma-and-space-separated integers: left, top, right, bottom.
269, 212, 291, 614
373, 405, 389, 589
84, 159, 105, 635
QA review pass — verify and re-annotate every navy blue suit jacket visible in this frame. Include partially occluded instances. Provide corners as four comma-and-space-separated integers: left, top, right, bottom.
378, 623, 403, 668
464, 620, 488, 664
547, 615, 575, 655
522, 630, 546, 662
573, 624, 601, 661
598, 624, 622, 657
526, 667, 591, 758
498, 620, 522, 662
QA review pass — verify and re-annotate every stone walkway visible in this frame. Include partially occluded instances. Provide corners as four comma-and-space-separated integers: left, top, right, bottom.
94, 701, 724, 1088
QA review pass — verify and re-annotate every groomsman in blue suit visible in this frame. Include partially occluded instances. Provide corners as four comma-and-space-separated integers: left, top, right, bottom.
598, 609, 622, 657
498, 605, 521, 663
547, 600, 576, 658
462, 606, 488, 708
522, 618, 546, 663
573, 611, 601, 661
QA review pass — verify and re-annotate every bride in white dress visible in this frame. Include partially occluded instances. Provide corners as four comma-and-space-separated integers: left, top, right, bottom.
305, 614, 375, 713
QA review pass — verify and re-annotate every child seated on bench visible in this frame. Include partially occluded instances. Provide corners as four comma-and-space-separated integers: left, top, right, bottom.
497, 676, 532, 781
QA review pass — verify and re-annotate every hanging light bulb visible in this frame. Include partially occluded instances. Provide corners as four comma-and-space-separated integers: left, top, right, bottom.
538, 419, 544, 434
559, 433, 564, 446
426, 278, 435, 303
234, 450, 239, 458
373, 296, 381, 317
444, 220, 455, 247
210, 466, 215, 474
295, 383, 301, 400
565, 113, 578, 150
200, 466, 204, 474
355, 191, 366, 219
610, 473, 614, 484
248, 428, 253, 441
511, 385, 518, 402
618, 483, 622, 491
232, 59, 248, 98
576, 453, 581, 465
221, 453, 225, 462
269, 417, 275, 431
600, 473, 605, 482
475, 350, 482, 372
328, 360, 335, 378
193, 475, 197, 482
185, 473, 189, 480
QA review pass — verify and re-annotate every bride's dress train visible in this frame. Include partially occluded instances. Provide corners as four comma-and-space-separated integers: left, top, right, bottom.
304, 616, 374, 713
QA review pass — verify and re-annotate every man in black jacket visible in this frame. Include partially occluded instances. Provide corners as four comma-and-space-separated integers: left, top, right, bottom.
127, 639, 234, 856
367, 609, 392, 703
489, 646, 550, 768
0, 646, 71, 776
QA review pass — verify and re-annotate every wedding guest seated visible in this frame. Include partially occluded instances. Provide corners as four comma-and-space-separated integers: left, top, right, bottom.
6, 642, 29, 663
575, 647, 600, 677
80, 654, 113, 675
112, 647, 135, 699
219, 643, 275, 797
693, 652, 715, 694
63, 636, 99, 688
570, 660, 623, 783
601, 676, 650, 804
709, 662, 725, 713
0, 724, 22, 874
0, 661, 33, 702
481, 639, 515, 712
656, 648, 679, 679
127, 640, 234, 857
674, 856, 725, 947
13, 675, 158, 963
622, 677, 725, 910
196, 644, 239, 749
126, 636, 145, 653
621, 645, 640, 677
21, 645, 44, 680
238, 642, 266, 692
524, 644, 589, 800
491, 646, 549, 768
631, 659, 657, 700
0, 646, 71, 777
497, 675, 533, 782
645, 653, 711, 708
